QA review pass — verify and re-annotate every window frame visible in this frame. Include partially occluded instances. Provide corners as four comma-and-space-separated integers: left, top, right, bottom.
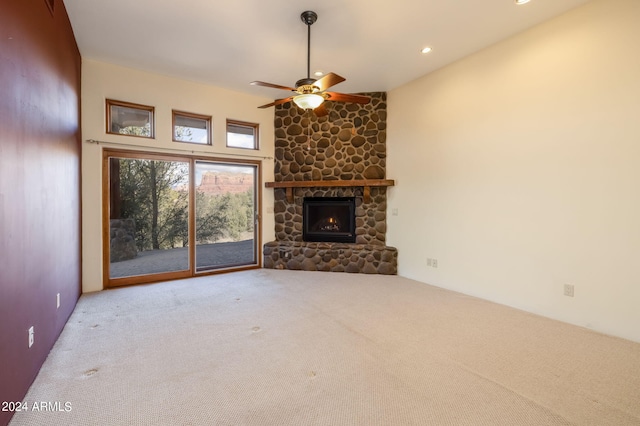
226, 119, 259, 150
106, 99, 155, 139
172, 110, 212, 146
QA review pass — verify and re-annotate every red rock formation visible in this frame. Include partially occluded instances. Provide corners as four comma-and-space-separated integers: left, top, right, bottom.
198, 171, 253, 195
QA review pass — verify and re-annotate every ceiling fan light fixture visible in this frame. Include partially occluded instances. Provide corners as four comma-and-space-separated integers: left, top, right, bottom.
293, 93, 324, 110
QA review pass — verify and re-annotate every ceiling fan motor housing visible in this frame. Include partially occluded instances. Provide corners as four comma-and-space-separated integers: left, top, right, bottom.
295, 78, 318, 90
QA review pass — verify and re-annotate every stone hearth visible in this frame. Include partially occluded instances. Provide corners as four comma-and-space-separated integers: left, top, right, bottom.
264, 241, 397, 274
264, 92, 397, 274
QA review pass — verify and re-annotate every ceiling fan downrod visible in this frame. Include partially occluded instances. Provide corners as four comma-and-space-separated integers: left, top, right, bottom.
297, 11, 318, 88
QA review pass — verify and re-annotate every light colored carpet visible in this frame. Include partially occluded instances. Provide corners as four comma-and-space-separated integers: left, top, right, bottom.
10, 270, 640, 425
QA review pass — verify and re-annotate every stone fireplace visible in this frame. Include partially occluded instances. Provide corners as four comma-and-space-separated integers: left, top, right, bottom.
263, 92, 398, 274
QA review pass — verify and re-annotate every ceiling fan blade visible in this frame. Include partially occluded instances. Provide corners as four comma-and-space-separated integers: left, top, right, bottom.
313, 72, 346, 91
250, 81, 297, 92
257, 97, 294, 109
314, 103, 328, 117
325, 92, 371, 104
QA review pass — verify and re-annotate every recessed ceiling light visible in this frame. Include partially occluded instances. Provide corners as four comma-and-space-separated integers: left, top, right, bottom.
515, 0, 531, 4
314, 71, 324, 77
421, 47, 433, 54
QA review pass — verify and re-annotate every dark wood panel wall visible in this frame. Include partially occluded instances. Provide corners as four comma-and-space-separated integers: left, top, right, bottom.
0, 1, 81, 425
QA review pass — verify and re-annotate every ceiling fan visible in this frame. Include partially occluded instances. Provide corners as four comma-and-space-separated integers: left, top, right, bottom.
250, 10, 371, 117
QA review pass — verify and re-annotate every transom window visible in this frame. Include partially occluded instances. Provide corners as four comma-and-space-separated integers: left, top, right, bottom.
173, 110, 212, 145
106, 99, 155, 139
227, 120, 259, 150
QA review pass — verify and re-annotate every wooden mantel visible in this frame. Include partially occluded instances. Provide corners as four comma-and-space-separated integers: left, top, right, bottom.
265, 179, 395, 203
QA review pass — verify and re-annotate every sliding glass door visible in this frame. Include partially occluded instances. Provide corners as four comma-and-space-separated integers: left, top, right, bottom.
195, 161, 257, 271
104, 150, 260, 288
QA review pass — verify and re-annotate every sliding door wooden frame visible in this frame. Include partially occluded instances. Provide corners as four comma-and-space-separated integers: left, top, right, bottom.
102, 148, 262, 289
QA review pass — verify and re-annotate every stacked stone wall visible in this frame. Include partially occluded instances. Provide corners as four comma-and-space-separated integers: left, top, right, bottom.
274, 92, 387, 182
110, 219, 137, 262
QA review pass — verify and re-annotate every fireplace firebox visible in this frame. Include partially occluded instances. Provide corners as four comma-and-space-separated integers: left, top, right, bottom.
303, 197, 356, 243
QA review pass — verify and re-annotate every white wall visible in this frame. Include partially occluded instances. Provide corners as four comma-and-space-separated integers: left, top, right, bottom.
387, 0, 640, 342
81, 60, 276, 293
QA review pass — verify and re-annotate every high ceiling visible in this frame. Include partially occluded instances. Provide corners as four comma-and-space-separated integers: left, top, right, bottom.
62, 0, 593, 99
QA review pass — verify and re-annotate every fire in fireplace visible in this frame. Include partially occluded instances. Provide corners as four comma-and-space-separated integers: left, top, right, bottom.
303, 197, 356, 243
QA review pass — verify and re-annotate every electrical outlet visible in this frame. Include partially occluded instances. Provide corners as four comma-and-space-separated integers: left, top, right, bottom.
28, 326, 34, 348
426, 258, 432, 267
392, 208, 398, 216
432, 259, 438, 268
564, 284, 575, 297
57, 293, 60, 309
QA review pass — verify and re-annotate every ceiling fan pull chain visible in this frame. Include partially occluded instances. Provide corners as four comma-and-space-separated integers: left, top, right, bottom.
306, 109, 311, 151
